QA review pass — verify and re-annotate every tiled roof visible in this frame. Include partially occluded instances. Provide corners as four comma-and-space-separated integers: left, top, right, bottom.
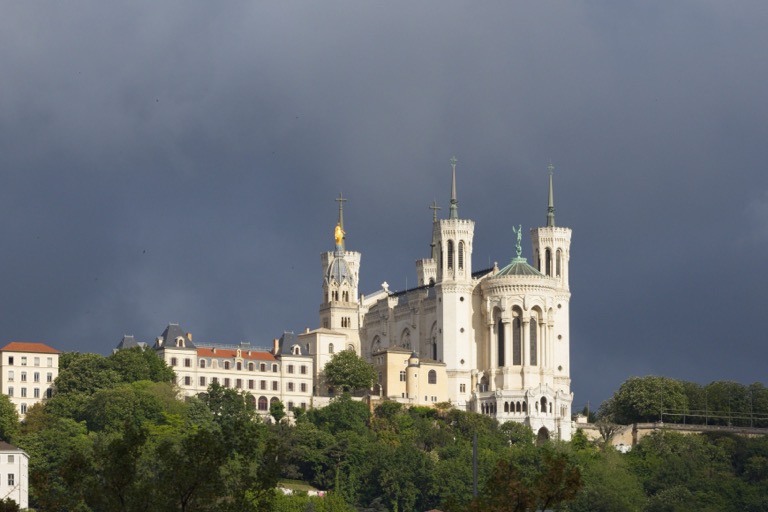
0, 441, 25, 453
0, 342, 60, 354
196, 348, 276, 361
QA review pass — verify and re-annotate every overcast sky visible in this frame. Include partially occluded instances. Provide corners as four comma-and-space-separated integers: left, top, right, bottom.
1, 1, 767, 408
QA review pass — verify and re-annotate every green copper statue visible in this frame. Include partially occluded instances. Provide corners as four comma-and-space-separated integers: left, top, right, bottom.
512, 224, 522, 258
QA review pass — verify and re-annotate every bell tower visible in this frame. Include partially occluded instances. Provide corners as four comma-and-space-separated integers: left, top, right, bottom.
434, 157, 475, 406
320, 194, 361, 352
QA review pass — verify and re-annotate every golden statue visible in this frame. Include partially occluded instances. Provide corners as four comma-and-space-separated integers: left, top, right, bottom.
334, 223, 345, 246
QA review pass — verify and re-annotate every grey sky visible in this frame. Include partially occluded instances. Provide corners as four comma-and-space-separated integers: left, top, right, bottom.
1, 1, 767, 408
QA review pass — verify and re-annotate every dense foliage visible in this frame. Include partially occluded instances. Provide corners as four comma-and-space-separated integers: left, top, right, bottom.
3, 354, 768, 511
322, 350, 377, 393
600, 375, 768, 427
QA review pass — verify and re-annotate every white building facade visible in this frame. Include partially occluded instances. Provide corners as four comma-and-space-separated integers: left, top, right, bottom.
0, 441, 28, 509
147, 324, 314, 417
0, 342, 59, 419
317, 162, 574, 440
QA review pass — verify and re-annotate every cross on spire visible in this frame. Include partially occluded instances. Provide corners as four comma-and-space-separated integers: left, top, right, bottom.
429, 200, 441, 222
546, 162, 556, 227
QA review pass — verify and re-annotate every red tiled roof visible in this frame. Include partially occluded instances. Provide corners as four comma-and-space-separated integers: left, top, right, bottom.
196, 347, 276, 361
0, 342, 60, 354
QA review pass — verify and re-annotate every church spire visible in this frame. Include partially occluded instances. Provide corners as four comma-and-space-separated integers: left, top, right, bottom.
449, 156, 459, 219
546, 162, 556, 227
334, 193, 347, 251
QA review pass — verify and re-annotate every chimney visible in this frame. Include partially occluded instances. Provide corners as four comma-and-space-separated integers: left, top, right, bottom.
273, 338, 280, 355
305, 327, 310, 333
186, 332, 193, 341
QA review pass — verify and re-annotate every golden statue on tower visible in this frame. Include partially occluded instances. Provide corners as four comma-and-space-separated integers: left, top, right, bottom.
334, 223, 345, 246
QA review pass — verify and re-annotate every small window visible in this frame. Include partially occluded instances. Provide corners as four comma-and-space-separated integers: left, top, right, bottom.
8, 357, 13, 365
34, 388, 40, 398
258, 396, 268, 411
300, 383, 307, 392
248, 362, 254, 371
200, 359, 207, 368
224, 361, 231, 370
34, 372, 40, 382
47, 357, 53, 367
460, 383, 466, 393
224, 378, 231, 388
212, 377, 218, 385
260, 380, 266, 390
184, 376, 191, 386
272, 364, 278, 373
288, 401, 294, 411
399, 371, 406, 382
170, 358, 178, 367
236, 362, 242, 371
200, 377, 206, 386
34, 357, 40, 366
19, 404, 26, 415
21, 388, 26, 398
329, 343, 335, 354
20, 372, 26, 382
236, 379, 242, 389
260, 363, 266, 372
46, 388, 52, 398
184, 359, 191, 368
300, 365, 307, 375
288, 382, 294, 392
301, 402, 307, 410
21, 357, 27, 366
288, 365, 294, 374
46, 373, 52, 383
428, 370, 437, 384
7, 455, 13, 463
7, 387, 12, 397
7, 474, 13, 486
248, 380, 254, 390
7, 371, 13, 382
272, 381, 278, 391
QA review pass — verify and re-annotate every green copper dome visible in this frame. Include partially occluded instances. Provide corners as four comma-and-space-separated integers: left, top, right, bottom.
494, 257, 543, 277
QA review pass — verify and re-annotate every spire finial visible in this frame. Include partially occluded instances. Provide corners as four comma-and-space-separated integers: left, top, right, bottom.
449, 156, 458, 219
429, 200, 441, 222
546, 162, 555, 227
335, 193, 347, 250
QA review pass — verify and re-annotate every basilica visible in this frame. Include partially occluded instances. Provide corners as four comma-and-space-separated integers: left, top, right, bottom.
306, 161, 574, 440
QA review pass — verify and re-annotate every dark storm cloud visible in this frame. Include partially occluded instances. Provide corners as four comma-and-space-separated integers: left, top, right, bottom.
0, 1, 766, 407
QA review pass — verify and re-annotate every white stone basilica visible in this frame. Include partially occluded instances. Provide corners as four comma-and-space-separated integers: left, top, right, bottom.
312, 161, 574, 440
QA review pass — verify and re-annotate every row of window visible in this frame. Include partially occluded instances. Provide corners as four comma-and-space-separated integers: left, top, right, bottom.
397, 370, 438, 384
443, 240, 466, 271
497, 317, 539, 367
7, 356, 54, 367
249, 395, 308, 412
6, 371, 53, 383
170, 358, 308, 375
182, 376, 309, 393
7, 387, 52, 399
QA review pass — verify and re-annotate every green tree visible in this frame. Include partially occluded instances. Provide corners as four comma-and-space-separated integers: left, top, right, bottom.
108, 346, 175, 383
0, 394, 19, 442
270, 400, 286, 423
323, 350, 376, 392
467, 443, 582, 512
601, 376, 688, 424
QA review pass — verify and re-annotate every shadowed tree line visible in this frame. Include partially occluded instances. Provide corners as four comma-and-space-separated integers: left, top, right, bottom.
0, 352, 767, 511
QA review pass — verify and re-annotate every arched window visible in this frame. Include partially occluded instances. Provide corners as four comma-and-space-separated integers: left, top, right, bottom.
522, 401, 527, 413
530, 318, 537, 366
199, 359, 206, 369
247, 395, 256, 409
447, 240, 454, 269
272, 364, 278, 372
545, 248, 552, 276
428, 370, 437, 384
270, 397, 280, 406
540, 397, 548, 415
260, 363, 266, 372
497, 318, 505, 367
432, 341, 438, 361
504, 402, 509, 413
556, 249, 562, 277
458, 241, 465, 270
236, 362, 242, 371
512, 316, 522, 365
224, 361, 231, 370
248, 362, 254, 371
329, 343, 335, 354
516, 401, 521, 413
536, 249, 540, 271
258, 396, 268, 411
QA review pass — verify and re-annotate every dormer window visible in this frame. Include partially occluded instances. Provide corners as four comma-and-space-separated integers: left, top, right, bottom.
291, 345, 301, 356
175, 336, 185, 348
224, 361, 231, 370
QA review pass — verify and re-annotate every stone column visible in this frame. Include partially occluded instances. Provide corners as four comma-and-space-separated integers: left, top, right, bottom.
522, 318, 530, 368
